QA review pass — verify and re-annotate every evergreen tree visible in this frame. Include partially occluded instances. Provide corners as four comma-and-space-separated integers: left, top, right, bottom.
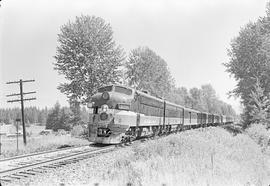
248, 79, 270, 126
46, 102, 61, 130
69, 101, 82, 126
57, 107, 72, 131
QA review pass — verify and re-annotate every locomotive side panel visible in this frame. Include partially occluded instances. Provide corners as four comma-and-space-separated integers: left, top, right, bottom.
183, 108, 199, 126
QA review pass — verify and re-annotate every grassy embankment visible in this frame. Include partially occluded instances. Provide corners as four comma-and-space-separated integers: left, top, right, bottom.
0, 126, 89, 158
20, 126, 270, 186
103, 126, 270, 186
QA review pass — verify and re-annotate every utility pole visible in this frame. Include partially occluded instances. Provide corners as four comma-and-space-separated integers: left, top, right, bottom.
15, 118, 21, 152
6, 79, 36, 145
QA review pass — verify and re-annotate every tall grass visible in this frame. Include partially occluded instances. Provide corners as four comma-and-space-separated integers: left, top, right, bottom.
246, 124, 270, 149
104, 127, 270, 186
0, 134, 89, 158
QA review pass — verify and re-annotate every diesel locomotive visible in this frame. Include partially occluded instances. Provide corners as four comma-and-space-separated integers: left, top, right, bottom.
87, 84, 233, 144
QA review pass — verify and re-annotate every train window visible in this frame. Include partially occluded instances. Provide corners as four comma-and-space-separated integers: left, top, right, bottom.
98, 86, 113, 93
115, 86, 132, 95
197, 113, 200, 122
191, 112, 196, 121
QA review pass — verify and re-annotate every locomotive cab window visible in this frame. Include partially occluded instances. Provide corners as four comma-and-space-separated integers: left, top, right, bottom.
115, 86, 132, 95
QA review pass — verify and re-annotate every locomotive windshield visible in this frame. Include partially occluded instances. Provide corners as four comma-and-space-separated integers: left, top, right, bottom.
115, 86, 132, 95
98, 86, 113, 93
97, 85, 132, 95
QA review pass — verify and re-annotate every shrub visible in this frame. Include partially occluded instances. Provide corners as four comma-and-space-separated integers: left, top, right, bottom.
71, 125, 86, 137
246, 123, 270, 149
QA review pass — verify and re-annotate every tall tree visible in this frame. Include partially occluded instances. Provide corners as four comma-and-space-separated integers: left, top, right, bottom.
224, 4, 270, 127
54, 15, 125, 104
125, 47, 174, 97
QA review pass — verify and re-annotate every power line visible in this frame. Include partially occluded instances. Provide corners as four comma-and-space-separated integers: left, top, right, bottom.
6, 91, 37, 97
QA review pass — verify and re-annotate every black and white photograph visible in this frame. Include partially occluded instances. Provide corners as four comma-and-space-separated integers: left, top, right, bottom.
0, 0, 270, 185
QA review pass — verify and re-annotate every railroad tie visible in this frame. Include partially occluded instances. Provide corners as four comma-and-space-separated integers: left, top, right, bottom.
8, 164, 22, 168
30, 169, 44, 173
17, 162, 31, 166
20, 171, 35, 176
43, 165, 57, 169
13, 173, 28, 177
25, 170, 39, 174
6, 175, 23, 179
0, 178, 12, 182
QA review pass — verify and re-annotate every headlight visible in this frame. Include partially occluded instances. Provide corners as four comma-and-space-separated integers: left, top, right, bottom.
101, 104, 109, 112
102, 92, 109, 100
100, 112, 108, 120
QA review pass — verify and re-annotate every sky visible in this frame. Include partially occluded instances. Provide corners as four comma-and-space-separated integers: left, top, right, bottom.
0, 0, 268, 113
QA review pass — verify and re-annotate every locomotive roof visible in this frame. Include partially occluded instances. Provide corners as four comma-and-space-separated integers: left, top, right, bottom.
97, 84, 133, 90
183, 107, 200, 113
97, 84, 230, 117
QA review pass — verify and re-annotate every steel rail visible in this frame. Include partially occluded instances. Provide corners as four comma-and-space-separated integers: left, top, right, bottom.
0, 144, 91, 162
0, 146, 115, 178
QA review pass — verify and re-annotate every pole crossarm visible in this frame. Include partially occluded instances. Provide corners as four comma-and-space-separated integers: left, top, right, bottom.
23, 98, 37, 101
6, 91, 36, 97
6, 81, 20, 84
7, 98, 36, 103
22, 79, 35, 83
6, 79, 35, 84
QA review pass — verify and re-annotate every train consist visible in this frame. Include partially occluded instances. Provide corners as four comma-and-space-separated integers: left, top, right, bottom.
87, 84, 234, 144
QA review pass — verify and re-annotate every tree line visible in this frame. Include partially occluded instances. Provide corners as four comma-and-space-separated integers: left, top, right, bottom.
0, 104, 89, 131
0, 107, 48, 125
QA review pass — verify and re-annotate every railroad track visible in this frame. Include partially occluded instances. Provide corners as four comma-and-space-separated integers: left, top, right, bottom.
0, 144, 91, 162
0, 145, 115, 184
0, 136, 157, 185
221, 123, 243, 135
